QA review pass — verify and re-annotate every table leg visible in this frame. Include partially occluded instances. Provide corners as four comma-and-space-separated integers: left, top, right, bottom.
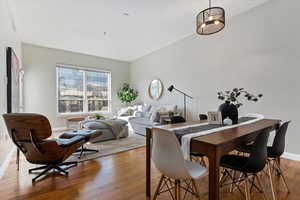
208, 152, 220, 200
146, 128, 151, 199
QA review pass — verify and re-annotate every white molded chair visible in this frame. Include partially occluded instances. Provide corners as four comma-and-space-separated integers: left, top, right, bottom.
152, 128, 207, 200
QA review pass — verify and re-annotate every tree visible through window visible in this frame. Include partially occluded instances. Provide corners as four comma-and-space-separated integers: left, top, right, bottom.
56, 65, 111, 114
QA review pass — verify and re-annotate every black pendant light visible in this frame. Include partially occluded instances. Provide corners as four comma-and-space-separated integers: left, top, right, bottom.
196, 0, 225, 35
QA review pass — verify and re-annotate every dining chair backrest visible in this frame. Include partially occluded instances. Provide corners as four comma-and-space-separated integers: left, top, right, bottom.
243, 129, 270, 173
170, 116, 186, 124
199, 114, 208, 120
270, 121, 291, 157
152, 128, 191, 179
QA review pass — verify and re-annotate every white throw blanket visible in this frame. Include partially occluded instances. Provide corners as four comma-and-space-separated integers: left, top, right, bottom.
167, 114, 264, 160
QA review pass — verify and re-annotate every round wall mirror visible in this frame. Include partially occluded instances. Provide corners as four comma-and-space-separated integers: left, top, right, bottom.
148, 79, 163, 100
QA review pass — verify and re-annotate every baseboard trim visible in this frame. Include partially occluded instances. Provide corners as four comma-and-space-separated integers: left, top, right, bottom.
0, 147, 16, 179
282, 152, 300, 162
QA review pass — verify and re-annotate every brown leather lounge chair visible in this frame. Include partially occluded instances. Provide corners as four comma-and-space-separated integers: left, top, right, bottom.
3, 113, 100, 182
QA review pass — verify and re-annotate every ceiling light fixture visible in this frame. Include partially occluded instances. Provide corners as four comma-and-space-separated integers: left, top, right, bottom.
196, 0, 225, 35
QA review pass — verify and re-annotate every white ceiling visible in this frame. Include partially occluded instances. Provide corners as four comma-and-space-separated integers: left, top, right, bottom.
12, 0, 269, 62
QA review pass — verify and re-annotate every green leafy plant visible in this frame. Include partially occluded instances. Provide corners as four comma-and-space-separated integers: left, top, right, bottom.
168, 111, 175, 118
92, 113, 104, 120
217, 88, 263, 108
117, 83, 138, 104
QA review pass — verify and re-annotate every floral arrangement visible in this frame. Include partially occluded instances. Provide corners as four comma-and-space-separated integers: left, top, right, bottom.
217, 88, 263, 108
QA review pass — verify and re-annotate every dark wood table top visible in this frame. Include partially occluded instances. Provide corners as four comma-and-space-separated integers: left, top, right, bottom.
192, 119, 281, 146
157, 119, 281, 146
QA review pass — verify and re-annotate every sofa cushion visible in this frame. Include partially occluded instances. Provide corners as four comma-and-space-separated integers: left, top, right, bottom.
83, 121, 111, 130
129, 117, 156, 126
118, 107, 135, 116
133, 105, 143, 111
144, 111, 151, 119
134, 111, 144, 117
117, 104, 144, 117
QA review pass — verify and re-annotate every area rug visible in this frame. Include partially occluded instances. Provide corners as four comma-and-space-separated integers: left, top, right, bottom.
67, 133, 146, 162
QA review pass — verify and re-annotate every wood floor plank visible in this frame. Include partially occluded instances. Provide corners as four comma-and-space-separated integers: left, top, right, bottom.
0, 147, 299, 200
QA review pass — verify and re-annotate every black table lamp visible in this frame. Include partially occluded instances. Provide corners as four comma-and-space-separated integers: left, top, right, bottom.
168, 85, 193, 119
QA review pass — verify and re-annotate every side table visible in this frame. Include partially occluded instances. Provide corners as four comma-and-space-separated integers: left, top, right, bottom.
66, 117, 86, 129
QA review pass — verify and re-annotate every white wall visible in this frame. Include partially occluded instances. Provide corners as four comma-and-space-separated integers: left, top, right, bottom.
23, 43, 130, 128
0, 0, 21, 167
130, 0, 300, 154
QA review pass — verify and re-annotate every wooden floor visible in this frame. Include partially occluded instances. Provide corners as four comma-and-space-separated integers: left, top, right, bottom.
1, 147, 300, 200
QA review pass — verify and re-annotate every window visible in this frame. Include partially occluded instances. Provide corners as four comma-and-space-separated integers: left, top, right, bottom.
56, 65, 111, 114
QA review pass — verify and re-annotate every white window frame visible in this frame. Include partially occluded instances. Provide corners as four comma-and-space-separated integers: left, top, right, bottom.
56, 64, 112, 116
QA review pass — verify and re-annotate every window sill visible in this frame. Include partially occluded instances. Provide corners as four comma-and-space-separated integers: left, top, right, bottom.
57, 111, 111, 118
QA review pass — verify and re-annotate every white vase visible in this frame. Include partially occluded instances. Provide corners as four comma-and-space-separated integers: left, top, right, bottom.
223, 117, 233, 125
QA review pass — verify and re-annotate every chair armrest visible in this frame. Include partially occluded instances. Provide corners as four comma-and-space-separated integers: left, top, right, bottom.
56, 136, 85, 148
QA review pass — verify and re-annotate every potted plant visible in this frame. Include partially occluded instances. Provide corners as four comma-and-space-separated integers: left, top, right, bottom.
117, 83, 138, 105
91, 113, 105, 120
217, 88, 263, 124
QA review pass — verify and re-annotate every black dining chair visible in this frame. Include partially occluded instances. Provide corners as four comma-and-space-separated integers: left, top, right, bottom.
199, 114, 208, 120
219, 130, 271, 200
170, 116, 186, 124
235, 121, 291, 197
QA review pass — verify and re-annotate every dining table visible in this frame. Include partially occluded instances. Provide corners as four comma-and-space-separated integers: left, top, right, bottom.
146, 119, 280, 200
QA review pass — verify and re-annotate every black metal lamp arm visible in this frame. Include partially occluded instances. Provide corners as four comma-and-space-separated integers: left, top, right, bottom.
172, 87, 193, 99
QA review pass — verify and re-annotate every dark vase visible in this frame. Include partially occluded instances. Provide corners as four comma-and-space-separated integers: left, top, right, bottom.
218, 101, 239, 124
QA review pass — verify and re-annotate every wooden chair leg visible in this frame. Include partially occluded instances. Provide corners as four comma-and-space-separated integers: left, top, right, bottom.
200, 157, 207, 167
191, 156, 207, 167
256, 175, 267, 200
153, 175, 164, 200
174, 180, 178, 200
230, 171, 243, 193
177, 180, 181, 200
274, 159, 290, 193
220, 168, 226, 182
230, 170, 237, 192
244, 177, 251, 200
191, 179, 201, 200
268, 162, 276, 200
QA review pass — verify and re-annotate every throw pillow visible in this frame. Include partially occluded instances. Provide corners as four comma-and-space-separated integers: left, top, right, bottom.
142, 104, 152, 113
118, 107, 134, 116
149, 106, 161, 122
150, 111, 160, 122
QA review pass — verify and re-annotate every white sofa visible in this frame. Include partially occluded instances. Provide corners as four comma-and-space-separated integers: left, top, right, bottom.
126, 104, 179, 136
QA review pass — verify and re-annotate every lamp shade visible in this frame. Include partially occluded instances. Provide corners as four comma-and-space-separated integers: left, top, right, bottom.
196, 7, 225, 35
168, 85, 174, 92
